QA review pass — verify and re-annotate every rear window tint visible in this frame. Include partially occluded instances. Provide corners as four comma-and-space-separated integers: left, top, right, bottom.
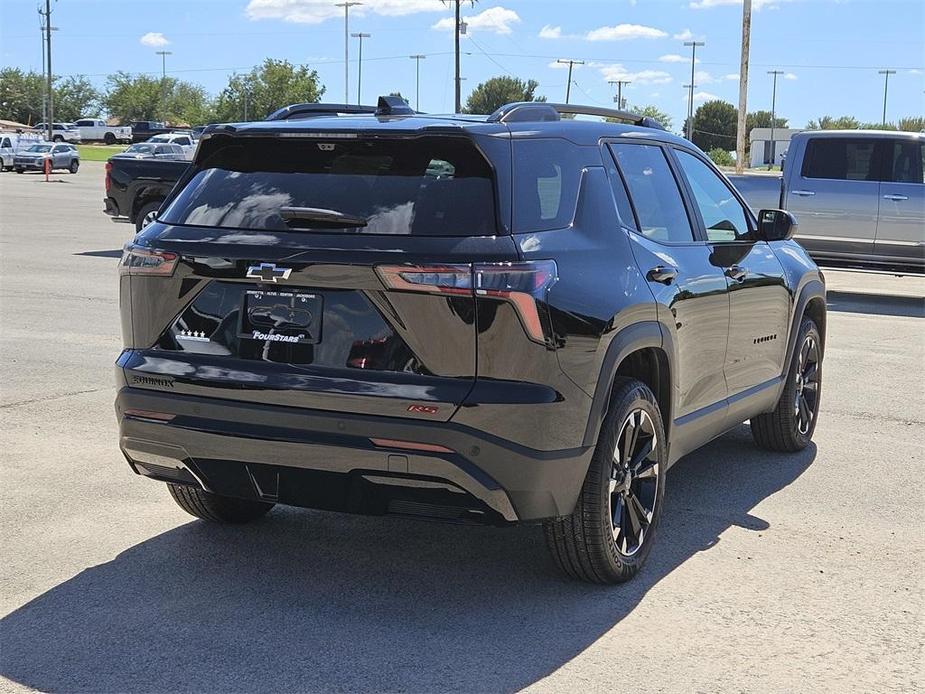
802, 138, 878, 181
160, 137, 498, 236
513, 139, 583, 232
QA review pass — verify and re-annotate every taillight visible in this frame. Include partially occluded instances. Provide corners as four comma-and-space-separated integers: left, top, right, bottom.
376, 260, 557, 343
104, 160, 112, 193
119, 245, 178, 276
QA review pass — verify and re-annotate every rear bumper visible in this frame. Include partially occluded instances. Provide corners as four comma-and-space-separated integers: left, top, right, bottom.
103, 197, 121, 217
115, 387, 594, 523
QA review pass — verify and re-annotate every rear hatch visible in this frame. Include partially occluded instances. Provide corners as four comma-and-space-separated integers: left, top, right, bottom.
119, 128, 548, 422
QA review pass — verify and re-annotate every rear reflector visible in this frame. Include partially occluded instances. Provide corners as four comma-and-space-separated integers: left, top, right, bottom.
123, 409, 176, 422
370, 438, 455, 454
376, 260, 557, 343
120, 245, 178, 276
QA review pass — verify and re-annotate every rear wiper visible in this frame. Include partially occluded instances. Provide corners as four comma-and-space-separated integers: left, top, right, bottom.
279, 206, 368, 228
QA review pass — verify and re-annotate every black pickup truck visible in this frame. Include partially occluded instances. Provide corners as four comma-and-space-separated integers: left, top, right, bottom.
129, 121, 176, 143
104, 157, 189, 232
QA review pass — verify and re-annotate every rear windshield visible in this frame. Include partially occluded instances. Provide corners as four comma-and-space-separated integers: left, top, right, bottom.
160, 136, 498, 236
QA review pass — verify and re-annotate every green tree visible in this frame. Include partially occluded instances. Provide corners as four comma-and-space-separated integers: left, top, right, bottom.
213, 58, 325, 122
689, 100, 737, 151
627, 104, 672, 130
464, 76, 544, 115
103, 72, 212, 125
806, 115, 860, 129
707, 147, 734, 167
898, 116, 925, 132
53, 75, 101, 121
0, 68, 48, 124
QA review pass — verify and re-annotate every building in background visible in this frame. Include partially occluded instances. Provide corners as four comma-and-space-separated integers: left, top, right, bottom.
749, 128, 803, 167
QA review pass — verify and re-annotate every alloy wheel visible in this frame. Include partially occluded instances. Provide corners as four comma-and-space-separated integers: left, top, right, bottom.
141, 210, 158, 228
609, 409, 660, 556
794, 334, 820, 435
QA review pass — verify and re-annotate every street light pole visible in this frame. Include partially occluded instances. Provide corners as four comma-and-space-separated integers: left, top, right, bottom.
336, 2, 362, 105
410, 54, 426, 110
351, 32, 370, 105
156, 50, 172, 121
878, 69, 896, 126
767, 70, 784, 168
556, 58, 584, 104
683, 40, 705, 140
38, 21, 58, 126
41, 0, 54, 142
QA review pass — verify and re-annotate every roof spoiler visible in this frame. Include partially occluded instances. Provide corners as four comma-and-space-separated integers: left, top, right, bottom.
487, 102, 666, 130
264, 96, 416, 121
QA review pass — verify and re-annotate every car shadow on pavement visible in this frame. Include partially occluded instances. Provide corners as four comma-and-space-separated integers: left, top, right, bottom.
0, 425, 814, 693
74, 249, 124, 258
827, 290, 924, 319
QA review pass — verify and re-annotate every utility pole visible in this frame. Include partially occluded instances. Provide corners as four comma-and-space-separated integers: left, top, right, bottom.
735, 0, 751, 173
684, 40, 705, 140
41, 0, 54, 141
683, 84, 696, 138
351, 32, 370, 105
37, 16, 58, 126
609, 80, 631, 109
442, 1, 475, 113
557, 58, 584, 104
878, 69, 896, 126
156, 50, 172, 122
410, 54, 426, 110
767, 70, 784, 169
336, 2, 362, 105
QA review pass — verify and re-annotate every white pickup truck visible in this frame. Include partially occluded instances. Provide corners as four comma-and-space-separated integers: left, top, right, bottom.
73, 118, 133, 145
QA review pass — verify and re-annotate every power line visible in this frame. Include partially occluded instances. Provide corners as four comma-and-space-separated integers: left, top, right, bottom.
556, 58, 585, 104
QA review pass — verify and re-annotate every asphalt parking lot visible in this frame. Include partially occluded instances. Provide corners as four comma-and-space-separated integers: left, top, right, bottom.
1, 161, 923, 694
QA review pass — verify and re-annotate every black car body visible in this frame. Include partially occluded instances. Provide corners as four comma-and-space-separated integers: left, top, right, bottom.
129, 121, 175, 143
115, 99, 826, 583
104, 157, 188, 230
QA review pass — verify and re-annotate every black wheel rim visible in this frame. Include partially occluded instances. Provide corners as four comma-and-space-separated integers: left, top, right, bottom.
609, 409, 660, 557
794, 334, 820, 435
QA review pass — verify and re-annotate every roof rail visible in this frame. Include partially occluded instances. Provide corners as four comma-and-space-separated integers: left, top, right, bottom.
265, 103, 378, 121
487, 102, 666, 130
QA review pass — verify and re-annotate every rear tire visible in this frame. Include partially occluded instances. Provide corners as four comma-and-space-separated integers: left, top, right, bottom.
15, 168, 23, 174
135, 200, 162, 232
544, 378, 667, 584
751, 317, 822, 452
167, 484, 274, 523
103, 132, 116, 145
69, 159, 79, 174
52, 135, 64, 143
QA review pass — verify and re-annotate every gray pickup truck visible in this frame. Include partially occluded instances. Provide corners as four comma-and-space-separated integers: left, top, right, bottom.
730, 130, 924, 271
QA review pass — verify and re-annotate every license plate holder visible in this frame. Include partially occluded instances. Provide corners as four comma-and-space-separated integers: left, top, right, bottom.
239, 289, 323, 345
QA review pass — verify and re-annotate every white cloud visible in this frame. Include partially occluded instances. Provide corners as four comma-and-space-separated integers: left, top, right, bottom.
784, 72, 798, 80
909, 68, 923, 75
659, 54, 697, 64
539, 24, 562, 39
246, 0, 442, 25
433, 7, 520, 35
586, 24, 668, 41
140, 32, 169, 48
723, 73, 740, 81
690, 0, 787, 10
694, 70, 716, 84
548, 59, 588, 70
689, 90, 719, 103
673, 28, 698, 40
596, 63, 673, 85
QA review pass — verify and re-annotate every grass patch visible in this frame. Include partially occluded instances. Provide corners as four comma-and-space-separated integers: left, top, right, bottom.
76, 144, 126, 162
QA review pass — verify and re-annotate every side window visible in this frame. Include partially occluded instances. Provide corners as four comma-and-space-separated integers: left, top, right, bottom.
76, 120, 91, 127
605, 160, 638, 230
52, 145, 65, 153
801, 138, 878, 181
1, 138, 10, 148
675, 150, 751, 242
889, 140, 924, 184
513, 139, 584, 232
176, 137, 191, 146
609, 143, 694, 243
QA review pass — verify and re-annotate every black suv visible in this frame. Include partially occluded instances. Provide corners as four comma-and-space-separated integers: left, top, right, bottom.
116, 98, 826, 584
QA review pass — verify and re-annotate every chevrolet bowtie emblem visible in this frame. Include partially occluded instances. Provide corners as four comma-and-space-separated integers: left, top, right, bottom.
246, 263, 292, 283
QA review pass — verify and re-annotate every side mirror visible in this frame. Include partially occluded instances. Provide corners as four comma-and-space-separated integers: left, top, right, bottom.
757, 209, 797, 241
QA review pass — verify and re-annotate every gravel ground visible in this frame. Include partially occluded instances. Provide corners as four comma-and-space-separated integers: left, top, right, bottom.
1, 161, 923, 693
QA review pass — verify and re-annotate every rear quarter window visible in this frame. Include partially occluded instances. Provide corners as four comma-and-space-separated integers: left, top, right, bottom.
512, 138, 585, 232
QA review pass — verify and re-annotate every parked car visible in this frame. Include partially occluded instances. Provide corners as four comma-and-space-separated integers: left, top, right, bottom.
730, 130, 924, 271
0, 132, 43, 170
13, 142, 80, 173
112, 142, 188, 160
31, 122, 82, 143
129, 121, 174, 143
146, 132, 197, 160
115, 98, 826, 584
73, 118, 133, 145
104, 156, 188, 231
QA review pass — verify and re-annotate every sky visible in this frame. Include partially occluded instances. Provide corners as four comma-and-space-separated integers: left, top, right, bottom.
1, 0, 923, 131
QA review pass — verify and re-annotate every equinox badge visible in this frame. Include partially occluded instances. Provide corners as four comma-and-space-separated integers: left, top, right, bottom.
246, 262, 292, 283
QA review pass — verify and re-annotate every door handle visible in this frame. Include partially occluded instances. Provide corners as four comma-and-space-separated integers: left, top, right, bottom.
725, 265, 747, 283
791, 190, 816, 197
883, 194, 909, 201
646, 266, 678, 285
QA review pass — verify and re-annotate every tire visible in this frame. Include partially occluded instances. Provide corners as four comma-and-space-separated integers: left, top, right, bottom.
52, 135, 64, 143
544, 378, 667, 584
135, 200, 162, 232
167, 483, 274, 523
103, 132, 116, 145
751, 317, 822, 452
15, 168, 23, 174
69, 159, 79, 174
